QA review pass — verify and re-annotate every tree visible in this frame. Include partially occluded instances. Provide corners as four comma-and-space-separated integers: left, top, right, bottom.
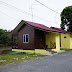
60, 6, 72, 32
0, 29, 12, 45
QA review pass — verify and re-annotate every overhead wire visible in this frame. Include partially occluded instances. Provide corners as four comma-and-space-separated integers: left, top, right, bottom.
0, 10, 19, 30
0, 1, 56, 23
35, 0, 72, 19
0, 10, 19, 21
35, 0, 60, 14
35, 0, 72, 28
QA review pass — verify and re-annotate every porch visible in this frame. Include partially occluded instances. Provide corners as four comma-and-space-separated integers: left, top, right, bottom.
46, 32, 60, 51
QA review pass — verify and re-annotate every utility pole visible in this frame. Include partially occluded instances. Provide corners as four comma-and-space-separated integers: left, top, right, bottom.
29, 4, 38, 22
30, 5, 34, 22
55, 14, 57, 27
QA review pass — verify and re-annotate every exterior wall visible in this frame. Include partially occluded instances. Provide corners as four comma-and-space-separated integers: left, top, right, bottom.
46, 32, 56, 48
34, 29, 45, 49
18, 24, 35, 50
46, 32, 60, 51
60, 33, 70, 49
53, 33, 60, 51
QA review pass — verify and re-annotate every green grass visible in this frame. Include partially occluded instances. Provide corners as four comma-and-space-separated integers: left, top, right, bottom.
0, 53, 47, 65
60, 48, 72, 51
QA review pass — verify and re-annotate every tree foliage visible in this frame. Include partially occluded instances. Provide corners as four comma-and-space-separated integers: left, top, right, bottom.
0, 29, 12, 45
60, 6, 72, 32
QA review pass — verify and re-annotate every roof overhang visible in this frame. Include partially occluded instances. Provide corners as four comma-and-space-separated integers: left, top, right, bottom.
8, 20, 24, 37
8, 20, 69, 37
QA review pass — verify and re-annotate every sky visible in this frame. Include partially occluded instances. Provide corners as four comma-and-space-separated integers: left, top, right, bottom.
0, 0, 72, 30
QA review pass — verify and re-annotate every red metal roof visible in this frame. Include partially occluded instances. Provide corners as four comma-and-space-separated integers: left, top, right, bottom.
8, 20, 72, 37
51, 27, 72, 34
23, 20, 63, 33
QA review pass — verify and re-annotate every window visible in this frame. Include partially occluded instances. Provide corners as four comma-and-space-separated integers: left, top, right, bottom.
64, 36, 67, 38
23, 34, 29, 43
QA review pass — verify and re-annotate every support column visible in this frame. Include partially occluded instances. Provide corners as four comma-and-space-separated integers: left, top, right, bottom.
44, 32, 46, 50
55, 33, 60, 51
12, 34, 13, 49
52, 33, 60, 51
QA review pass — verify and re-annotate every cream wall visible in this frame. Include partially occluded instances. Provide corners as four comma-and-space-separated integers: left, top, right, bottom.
46, 32, 60, 51
60, 33, 70, 49
55, 33, 60, 51
46, 32, 56, 48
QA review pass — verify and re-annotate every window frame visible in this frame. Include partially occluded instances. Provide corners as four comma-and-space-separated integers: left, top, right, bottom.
64, 36, 67, 38
23, 34, 29, 43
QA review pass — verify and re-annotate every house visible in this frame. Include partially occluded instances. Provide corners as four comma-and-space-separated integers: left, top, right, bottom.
9, 20, 68, 54
51, 27, 72, 49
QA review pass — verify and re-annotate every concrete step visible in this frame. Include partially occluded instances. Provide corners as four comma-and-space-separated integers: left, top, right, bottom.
46, 49, 57, 54
35, 49, 52, 55
12, 49, 52, 55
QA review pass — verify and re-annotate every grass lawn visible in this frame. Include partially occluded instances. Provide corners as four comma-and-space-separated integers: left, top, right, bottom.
0, 53, 47, 65
60, 48, 72, 51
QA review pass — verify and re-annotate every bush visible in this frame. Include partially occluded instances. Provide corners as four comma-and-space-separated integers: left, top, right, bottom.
0, 29, 12, 45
